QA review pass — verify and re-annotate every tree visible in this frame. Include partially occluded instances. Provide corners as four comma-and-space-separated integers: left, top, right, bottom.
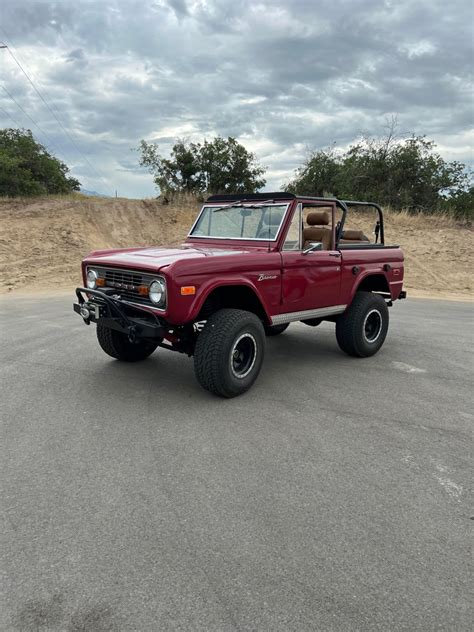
441, 185, 474, 220
0, 128, 80, 197
138, 139, 203, 193
286, 146, 341, 197
138, 136, 266, 195
285, 131, 472, 220
198, 137, 266, 193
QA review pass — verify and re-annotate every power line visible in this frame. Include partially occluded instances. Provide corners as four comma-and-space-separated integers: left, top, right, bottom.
4, 45, 112, 193
1, 84, 60, 152
0, 103, 23, 128
0, 31, 113, 194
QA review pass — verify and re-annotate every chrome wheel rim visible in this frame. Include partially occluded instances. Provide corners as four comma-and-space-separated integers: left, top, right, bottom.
230, 333, 257, 379
363, 309, 383, 343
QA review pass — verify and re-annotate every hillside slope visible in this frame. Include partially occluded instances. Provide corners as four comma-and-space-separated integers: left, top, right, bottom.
0, 196, 472, 299
0, 197, 198, 294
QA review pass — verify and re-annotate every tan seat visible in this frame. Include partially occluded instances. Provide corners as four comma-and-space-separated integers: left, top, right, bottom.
303, 211, 332, 250
339, 229, 370, 244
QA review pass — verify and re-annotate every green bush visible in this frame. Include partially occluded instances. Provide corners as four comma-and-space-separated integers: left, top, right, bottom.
286, 134, 472, 221
0, 128, 80, 197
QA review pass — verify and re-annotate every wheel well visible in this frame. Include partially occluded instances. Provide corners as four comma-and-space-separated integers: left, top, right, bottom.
197, 285, 268, 323
356, 274, 390, 294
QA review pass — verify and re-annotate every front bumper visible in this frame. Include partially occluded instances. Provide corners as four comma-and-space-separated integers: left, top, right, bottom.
73, 287, 165, 341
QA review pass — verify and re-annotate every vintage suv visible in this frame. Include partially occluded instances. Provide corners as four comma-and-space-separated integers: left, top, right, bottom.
74, 192, 406, 397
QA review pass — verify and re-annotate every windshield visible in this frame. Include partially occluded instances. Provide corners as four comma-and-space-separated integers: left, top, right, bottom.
190, 204, 288, 240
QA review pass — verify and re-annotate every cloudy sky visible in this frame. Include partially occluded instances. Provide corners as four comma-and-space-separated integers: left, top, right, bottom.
1, 0, 472, 198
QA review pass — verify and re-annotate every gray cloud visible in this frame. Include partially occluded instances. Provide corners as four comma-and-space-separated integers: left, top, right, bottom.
0, 0, 472, 197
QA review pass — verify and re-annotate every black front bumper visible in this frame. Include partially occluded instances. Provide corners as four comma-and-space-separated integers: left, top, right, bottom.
73, 288, 165, 341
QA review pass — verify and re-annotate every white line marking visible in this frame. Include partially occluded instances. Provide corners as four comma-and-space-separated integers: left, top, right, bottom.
392, 361, 427, 374
403, 456, 464, 502
433, 475, 463, 501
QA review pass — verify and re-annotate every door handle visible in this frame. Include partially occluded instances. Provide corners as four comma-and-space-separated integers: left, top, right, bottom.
329, 252, 341, 257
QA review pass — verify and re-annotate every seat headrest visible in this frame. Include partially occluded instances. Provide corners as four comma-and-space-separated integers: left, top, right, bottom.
307, 211, 329, 226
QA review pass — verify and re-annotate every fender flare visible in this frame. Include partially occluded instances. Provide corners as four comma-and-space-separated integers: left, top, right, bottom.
189, 278, 272, 323
348, 271, 391, 303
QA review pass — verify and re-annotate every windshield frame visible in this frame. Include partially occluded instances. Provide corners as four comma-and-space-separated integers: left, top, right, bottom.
187, 202, 290, 242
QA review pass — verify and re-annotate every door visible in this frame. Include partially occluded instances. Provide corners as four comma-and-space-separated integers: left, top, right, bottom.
279, 202, 343, 316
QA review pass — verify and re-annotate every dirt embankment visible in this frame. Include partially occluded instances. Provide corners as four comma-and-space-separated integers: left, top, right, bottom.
0, 196, 199, 294
0, 196, 472, 300
347, 210, 473, 301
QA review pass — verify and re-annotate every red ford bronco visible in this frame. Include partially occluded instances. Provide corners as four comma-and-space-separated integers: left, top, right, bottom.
74, 193, 406, 397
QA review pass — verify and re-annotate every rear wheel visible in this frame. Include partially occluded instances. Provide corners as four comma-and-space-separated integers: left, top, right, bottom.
194, 308, 265, 398
96, 324, 160, 362
264, 323, 289, 336
336, 292, 389, 357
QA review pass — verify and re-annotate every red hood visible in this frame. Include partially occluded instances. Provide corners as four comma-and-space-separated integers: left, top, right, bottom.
83, 243, 264, 272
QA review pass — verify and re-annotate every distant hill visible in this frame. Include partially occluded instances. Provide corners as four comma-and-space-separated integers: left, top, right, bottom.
80, 188, 109, 198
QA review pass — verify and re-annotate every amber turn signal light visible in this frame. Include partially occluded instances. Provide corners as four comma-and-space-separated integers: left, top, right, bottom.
96, 277, 105, 287
180, 286, 196, 296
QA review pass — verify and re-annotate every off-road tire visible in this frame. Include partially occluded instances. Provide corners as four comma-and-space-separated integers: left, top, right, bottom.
336, 291, 389, 357
96, 324, 159, 362
194, 308, 265, 398
264, 323, 289, 336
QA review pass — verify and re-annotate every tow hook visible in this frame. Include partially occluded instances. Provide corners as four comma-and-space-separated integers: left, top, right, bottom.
128, 326, 138, 343
79, 305, 91, 325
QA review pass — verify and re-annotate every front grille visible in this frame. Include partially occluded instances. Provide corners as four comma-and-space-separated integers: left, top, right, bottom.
104, 269, 143, 287
114, 289, 150, 304
88, 266, 163, 308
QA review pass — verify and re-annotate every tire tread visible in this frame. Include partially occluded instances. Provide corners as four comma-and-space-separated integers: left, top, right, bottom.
96, 324, 158, 362
194, 309, 264, 397
336, 292, 388, 357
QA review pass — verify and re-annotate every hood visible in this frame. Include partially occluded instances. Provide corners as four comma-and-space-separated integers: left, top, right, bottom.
83, 243, 260, 272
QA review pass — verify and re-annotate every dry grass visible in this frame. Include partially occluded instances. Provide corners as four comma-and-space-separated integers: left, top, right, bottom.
0, 195, 472, 300
346, 208, 473, 299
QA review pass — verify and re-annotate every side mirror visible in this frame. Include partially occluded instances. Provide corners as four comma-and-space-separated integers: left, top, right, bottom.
303, 241, 323, 255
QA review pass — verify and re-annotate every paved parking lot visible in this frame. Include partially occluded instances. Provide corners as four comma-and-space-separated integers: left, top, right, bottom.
0, 295, 472, 631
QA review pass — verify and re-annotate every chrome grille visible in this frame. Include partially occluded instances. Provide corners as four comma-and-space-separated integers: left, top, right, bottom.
113, 289, 150, 304
87, 266, 160, 307
104, 269, 143, 287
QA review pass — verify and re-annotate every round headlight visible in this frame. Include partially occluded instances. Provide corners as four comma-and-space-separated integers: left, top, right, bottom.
149, 279, 166, 306
86, 269, 98, 289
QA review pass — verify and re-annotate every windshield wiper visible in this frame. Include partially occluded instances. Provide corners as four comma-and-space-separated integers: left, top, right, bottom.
212, 200, 275, 212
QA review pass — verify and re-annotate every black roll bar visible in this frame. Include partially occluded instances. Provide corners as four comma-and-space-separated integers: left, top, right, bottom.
341, 200, 385, 245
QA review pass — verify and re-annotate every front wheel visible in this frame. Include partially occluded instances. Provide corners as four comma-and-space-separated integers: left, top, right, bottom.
336, 292, 389, 357
193, 308, 265, 398
96, 324, 160, 362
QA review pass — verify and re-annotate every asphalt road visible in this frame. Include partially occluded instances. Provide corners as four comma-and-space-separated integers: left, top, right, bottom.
0, 294, 472, 631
